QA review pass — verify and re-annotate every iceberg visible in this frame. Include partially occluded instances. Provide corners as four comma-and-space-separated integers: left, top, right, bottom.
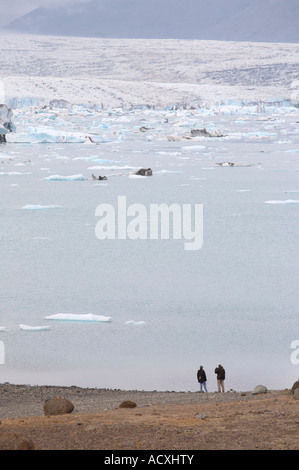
128, 174, 146, 179
264, 200, 299, 204
19, 324, 51, 331
156, 169, 183, 175
5, 127, 98, 144
214, 162, 254, 167
0, 104, 16, 142
126, 320, 146, 325
88, 166, 136, 171
22, 205, 62, 210
181, 145, 206, 151
43, 174, 85, 181
44, 313, 112, 322
0, 171, 32, 176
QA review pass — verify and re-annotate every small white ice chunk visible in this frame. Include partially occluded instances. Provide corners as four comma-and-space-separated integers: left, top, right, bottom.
19, 324, 51, 331
22, 205, 62, 210
43, 174, 85, 181
264, 200, 299, 204
44, 313, 112, 322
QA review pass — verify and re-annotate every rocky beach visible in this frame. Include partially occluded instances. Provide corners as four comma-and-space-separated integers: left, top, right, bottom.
0, 382, 298, 450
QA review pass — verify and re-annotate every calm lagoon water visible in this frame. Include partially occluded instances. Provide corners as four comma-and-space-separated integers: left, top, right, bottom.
0, 109, 298, 391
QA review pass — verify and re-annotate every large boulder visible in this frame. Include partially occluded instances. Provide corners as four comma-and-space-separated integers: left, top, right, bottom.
291, 380, 299, 394
119, 400, 137, 409
43, 397, 74, 416
16, 439, 35, 450
293, 389, 299, 400
252, 385, 267, 395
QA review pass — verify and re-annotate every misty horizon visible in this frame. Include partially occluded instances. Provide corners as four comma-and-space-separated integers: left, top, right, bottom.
1, 0, 299, 43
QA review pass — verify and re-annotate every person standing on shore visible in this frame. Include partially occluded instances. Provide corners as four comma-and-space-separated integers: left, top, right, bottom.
197, 365, 208, 392
215, 364, 225, 393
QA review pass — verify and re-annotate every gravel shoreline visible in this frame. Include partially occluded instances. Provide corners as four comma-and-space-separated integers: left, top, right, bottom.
0, 382, 288, 420
0, 383, 298, 450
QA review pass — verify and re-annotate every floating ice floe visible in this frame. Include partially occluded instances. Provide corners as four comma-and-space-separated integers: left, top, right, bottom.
0, 326, 8, 331
156, 169, 182, 175
5, 126, 98, 144
129, 174, 147, 178
22, 205, 62, 210
181, 145, 206, 151
44, 313, 112, 322
155, 151, 182, 156
168, 128, 225, 141
88, 165, 137, 171
126, 320, 146, 325
43, 174, 85, 181
19, 324, 51, 331
264, 200, 299, 204
33, 237, 50, 240
0, 171, 32, 176
0, 153, 14, 161
214, 162, 254, 167
190, 128, 225, 138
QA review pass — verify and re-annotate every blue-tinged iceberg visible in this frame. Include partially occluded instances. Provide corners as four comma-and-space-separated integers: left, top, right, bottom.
5, 127, 96, 144
0, 171, 32, 176
0, 104, 16, 142
43, 174, 85, 181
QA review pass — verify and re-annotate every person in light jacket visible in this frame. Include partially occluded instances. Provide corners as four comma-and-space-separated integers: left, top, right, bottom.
197, 365, 208, 392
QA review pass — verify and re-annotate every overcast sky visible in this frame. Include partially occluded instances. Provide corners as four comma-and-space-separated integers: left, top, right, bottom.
0, 0, 93, 26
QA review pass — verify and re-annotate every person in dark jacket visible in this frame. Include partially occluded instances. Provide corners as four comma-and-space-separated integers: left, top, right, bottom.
197, 365, 208, 392
214, 364, 225, 392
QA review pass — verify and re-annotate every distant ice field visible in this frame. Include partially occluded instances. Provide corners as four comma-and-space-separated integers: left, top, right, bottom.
1, 33, 299, 108
0, 34, 298, 391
